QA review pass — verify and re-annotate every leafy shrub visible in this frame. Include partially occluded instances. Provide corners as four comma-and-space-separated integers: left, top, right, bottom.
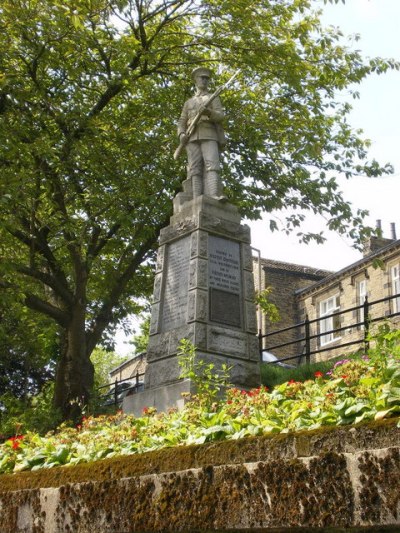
0, 382, 61, 440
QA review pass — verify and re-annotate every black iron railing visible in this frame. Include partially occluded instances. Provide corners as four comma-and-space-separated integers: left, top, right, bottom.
96, 370, 145, 407
259, 293, 400, 366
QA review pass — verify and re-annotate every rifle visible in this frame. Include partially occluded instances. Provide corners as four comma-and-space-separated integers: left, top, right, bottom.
173, 69, 241, 160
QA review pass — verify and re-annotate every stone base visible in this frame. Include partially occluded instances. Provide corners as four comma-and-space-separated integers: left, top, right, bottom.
144, 352, 261, 392
122, 379, 194, 417
146, 193, 260, 394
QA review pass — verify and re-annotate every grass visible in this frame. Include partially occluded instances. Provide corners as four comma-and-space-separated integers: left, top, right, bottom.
260, 352, 361, 389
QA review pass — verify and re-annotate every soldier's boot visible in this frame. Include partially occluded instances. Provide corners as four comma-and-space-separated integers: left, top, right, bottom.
192, 174, 203, 198
205, 171, 224, 199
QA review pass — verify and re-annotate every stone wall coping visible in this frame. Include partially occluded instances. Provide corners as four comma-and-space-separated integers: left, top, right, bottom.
0, 418, 398, 493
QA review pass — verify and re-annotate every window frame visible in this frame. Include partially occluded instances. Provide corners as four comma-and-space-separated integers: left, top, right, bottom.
357, 278, 368, 328
391, 264, 400, 314
319, 293, 341, 346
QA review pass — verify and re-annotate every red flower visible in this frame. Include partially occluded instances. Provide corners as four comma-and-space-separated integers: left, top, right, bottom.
314, 371, 323, 378
288, 379, 296, 385
9, 435, 24, 450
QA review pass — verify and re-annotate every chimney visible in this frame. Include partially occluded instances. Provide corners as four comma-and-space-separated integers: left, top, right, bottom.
363, 221, 396, 257
391, 222, 397, 240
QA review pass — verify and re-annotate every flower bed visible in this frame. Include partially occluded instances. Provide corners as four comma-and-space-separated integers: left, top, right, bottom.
1, 343, 400, 475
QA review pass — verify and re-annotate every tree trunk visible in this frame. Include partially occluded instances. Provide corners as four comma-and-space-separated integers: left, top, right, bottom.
53, 302, 94, 422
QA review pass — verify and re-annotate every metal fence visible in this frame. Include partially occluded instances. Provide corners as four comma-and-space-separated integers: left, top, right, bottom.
96, 370, 145, 407
259, 293, 400, 366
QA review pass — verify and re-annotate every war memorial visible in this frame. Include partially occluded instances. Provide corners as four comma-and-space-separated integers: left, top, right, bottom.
124, 67, 261, 415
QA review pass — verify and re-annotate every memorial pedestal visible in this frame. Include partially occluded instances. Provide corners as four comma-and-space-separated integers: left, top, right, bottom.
123, 195, 260, 416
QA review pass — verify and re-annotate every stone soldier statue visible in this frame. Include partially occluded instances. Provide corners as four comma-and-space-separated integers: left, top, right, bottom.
177, 67, 226, 199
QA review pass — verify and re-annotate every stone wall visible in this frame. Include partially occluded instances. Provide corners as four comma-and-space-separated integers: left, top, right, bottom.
258, 259, 330, 360
0, 419, 399, 532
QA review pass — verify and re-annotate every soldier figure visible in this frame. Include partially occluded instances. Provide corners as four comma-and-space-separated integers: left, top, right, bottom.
177, 67, 226, 199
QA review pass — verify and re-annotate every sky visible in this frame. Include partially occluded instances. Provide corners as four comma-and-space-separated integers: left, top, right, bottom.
248, 0, 400, 272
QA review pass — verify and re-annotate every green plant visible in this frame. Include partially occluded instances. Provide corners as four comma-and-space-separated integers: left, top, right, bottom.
1, 328, 400, 476
261, 353, 360, 390
177, 339, 232, 407
367, 322, 400, 375
255, 287, 280, 323
0, 382, 61, 438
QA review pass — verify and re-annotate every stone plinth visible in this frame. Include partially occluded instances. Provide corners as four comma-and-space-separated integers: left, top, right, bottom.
151, 195, 259, 382
126, 194, 260, 414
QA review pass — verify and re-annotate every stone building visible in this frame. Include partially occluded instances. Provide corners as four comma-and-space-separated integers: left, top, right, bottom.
255, 258, 331, 360
259, 226, 400, 364
297, 234, 400, 362
111, 226, 400, 380
109, 352, 147, 384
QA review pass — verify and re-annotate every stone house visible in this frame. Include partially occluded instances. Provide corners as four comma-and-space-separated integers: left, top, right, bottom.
254, 257, 331, 360
259, 226, 400, 364
109, 352, 147, 384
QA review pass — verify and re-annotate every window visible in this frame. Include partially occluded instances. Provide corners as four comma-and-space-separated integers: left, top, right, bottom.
319, 294, 341, 346
391, 265, 400, 314
357, 279, 367, 327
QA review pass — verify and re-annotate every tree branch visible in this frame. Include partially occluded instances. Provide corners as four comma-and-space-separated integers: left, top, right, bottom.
13, 264, 74, 306
85, 213, 170, 353
24, 293, 70, 327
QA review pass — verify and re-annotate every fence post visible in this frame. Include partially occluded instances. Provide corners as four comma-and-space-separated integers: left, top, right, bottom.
114, 378, 118, 406
136, 371, 140, 388
258, 329, 263, 361
305, 315, 311, 365
363, 296, 370, 352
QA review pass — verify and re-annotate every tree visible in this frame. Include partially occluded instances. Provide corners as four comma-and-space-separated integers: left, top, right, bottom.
91, 347, 128, 390
0, 297, 56, 398
0, 0, 397, 419
130, 313, 151, 355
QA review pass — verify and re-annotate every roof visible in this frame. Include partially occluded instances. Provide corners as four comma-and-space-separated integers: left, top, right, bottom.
257, 257, 332, 279
296, 238, 400, 297
109, 352, 146, 376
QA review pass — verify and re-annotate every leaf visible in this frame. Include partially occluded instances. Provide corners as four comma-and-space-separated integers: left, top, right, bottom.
374, 408, 395, 421
344, 403, 367, 417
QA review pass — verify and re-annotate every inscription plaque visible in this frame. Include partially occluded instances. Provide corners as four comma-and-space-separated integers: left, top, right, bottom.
161, 236, 190, 331
210, 288, 241, 327
209, 236, 242, 327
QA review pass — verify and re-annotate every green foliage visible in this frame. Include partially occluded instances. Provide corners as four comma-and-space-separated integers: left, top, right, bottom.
368, 322, 400, 372
0, 298, 57, 398
260, 353, 357, 389
130, 314, 151, 355
1, 337, 400, 474
0, 383, 61, 439
178, 339, 232, 407
255, 287, 281, 323
90, 348, 128, 390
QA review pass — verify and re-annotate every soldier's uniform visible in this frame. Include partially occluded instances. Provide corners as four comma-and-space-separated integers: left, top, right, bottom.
177, 68, 226, 198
